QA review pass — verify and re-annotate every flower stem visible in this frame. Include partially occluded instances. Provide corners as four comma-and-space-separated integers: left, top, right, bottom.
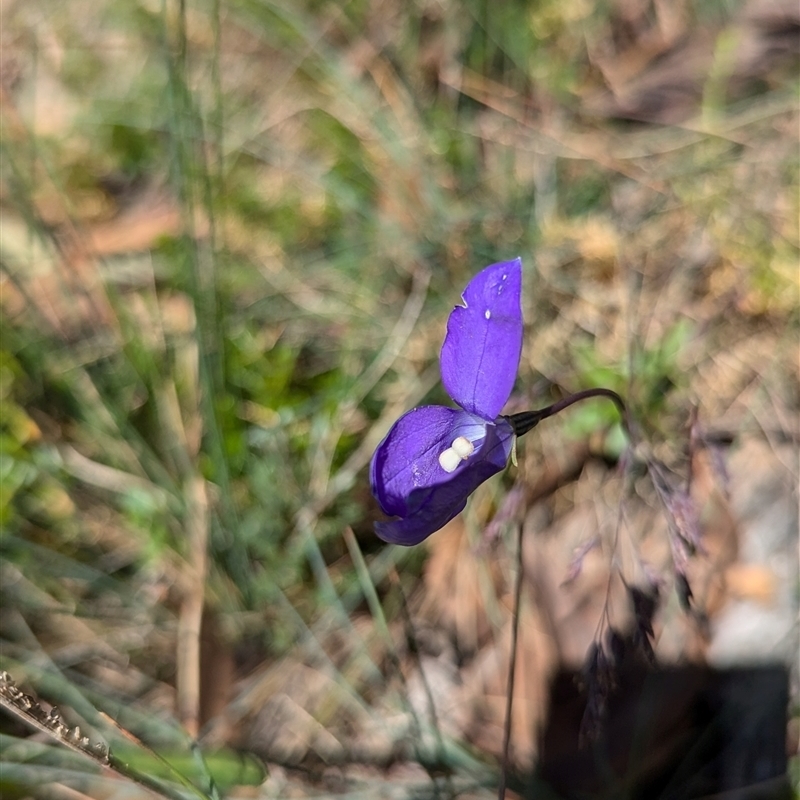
498, 516, 525, 800
504, 387, 630, 438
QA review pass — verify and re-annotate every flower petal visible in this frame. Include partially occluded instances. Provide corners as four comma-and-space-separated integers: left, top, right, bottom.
374, 496, 468, 546
440, 258, 523, 419
372, 416, 515, 546
370, 405, 486, 517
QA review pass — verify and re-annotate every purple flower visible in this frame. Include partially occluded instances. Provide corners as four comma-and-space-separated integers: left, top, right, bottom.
370, 259, 523, 545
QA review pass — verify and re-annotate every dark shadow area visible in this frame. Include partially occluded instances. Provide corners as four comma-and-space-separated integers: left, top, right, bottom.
526, 662, 790, 800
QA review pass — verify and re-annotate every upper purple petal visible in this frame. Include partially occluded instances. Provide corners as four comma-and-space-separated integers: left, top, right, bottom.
440, 258, 523, 419
371, 413, 515, 545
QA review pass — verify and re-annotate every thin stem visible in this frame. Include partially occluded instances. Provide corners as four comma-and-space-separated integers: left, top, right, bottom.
498, 520, 525, 800
496, 385, 630, 798
504, 387, 630, 438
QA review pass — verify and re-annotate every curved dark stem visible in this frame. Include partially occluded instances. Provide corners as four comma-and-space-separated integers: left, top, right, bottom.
504, 387, 630, 439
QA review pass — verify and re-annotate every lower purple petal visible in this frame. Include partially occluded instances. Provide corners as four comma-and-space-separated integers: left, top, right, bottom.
370, 405, 485, 517
375, 497, 468, 546
372, 416, 515, 545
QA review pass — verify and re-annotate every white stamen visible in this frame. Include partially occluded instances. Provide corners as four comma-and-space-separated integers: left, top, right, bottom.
484, 309, 491, 319
438, 448, 461, 473
451, 436, 474, 459
439, 436, 476, 472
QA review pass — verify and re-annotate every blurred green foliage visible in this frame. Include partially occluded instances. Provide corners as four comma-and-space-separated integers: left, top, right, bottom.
566, 320, 694, 457
2, 0, 797, 645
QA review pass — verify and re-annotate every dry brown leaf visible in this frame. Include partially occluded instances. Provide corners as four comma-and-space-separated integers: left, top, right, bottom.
84, 189, 208, 256
420, 518, 501, 654
458, 598, 557, 770
724, 563, 778, 604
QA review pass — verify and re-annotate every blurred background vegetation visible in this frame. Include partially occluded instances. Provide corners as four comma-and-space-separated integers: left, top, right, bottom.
1, 0, 798, 795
